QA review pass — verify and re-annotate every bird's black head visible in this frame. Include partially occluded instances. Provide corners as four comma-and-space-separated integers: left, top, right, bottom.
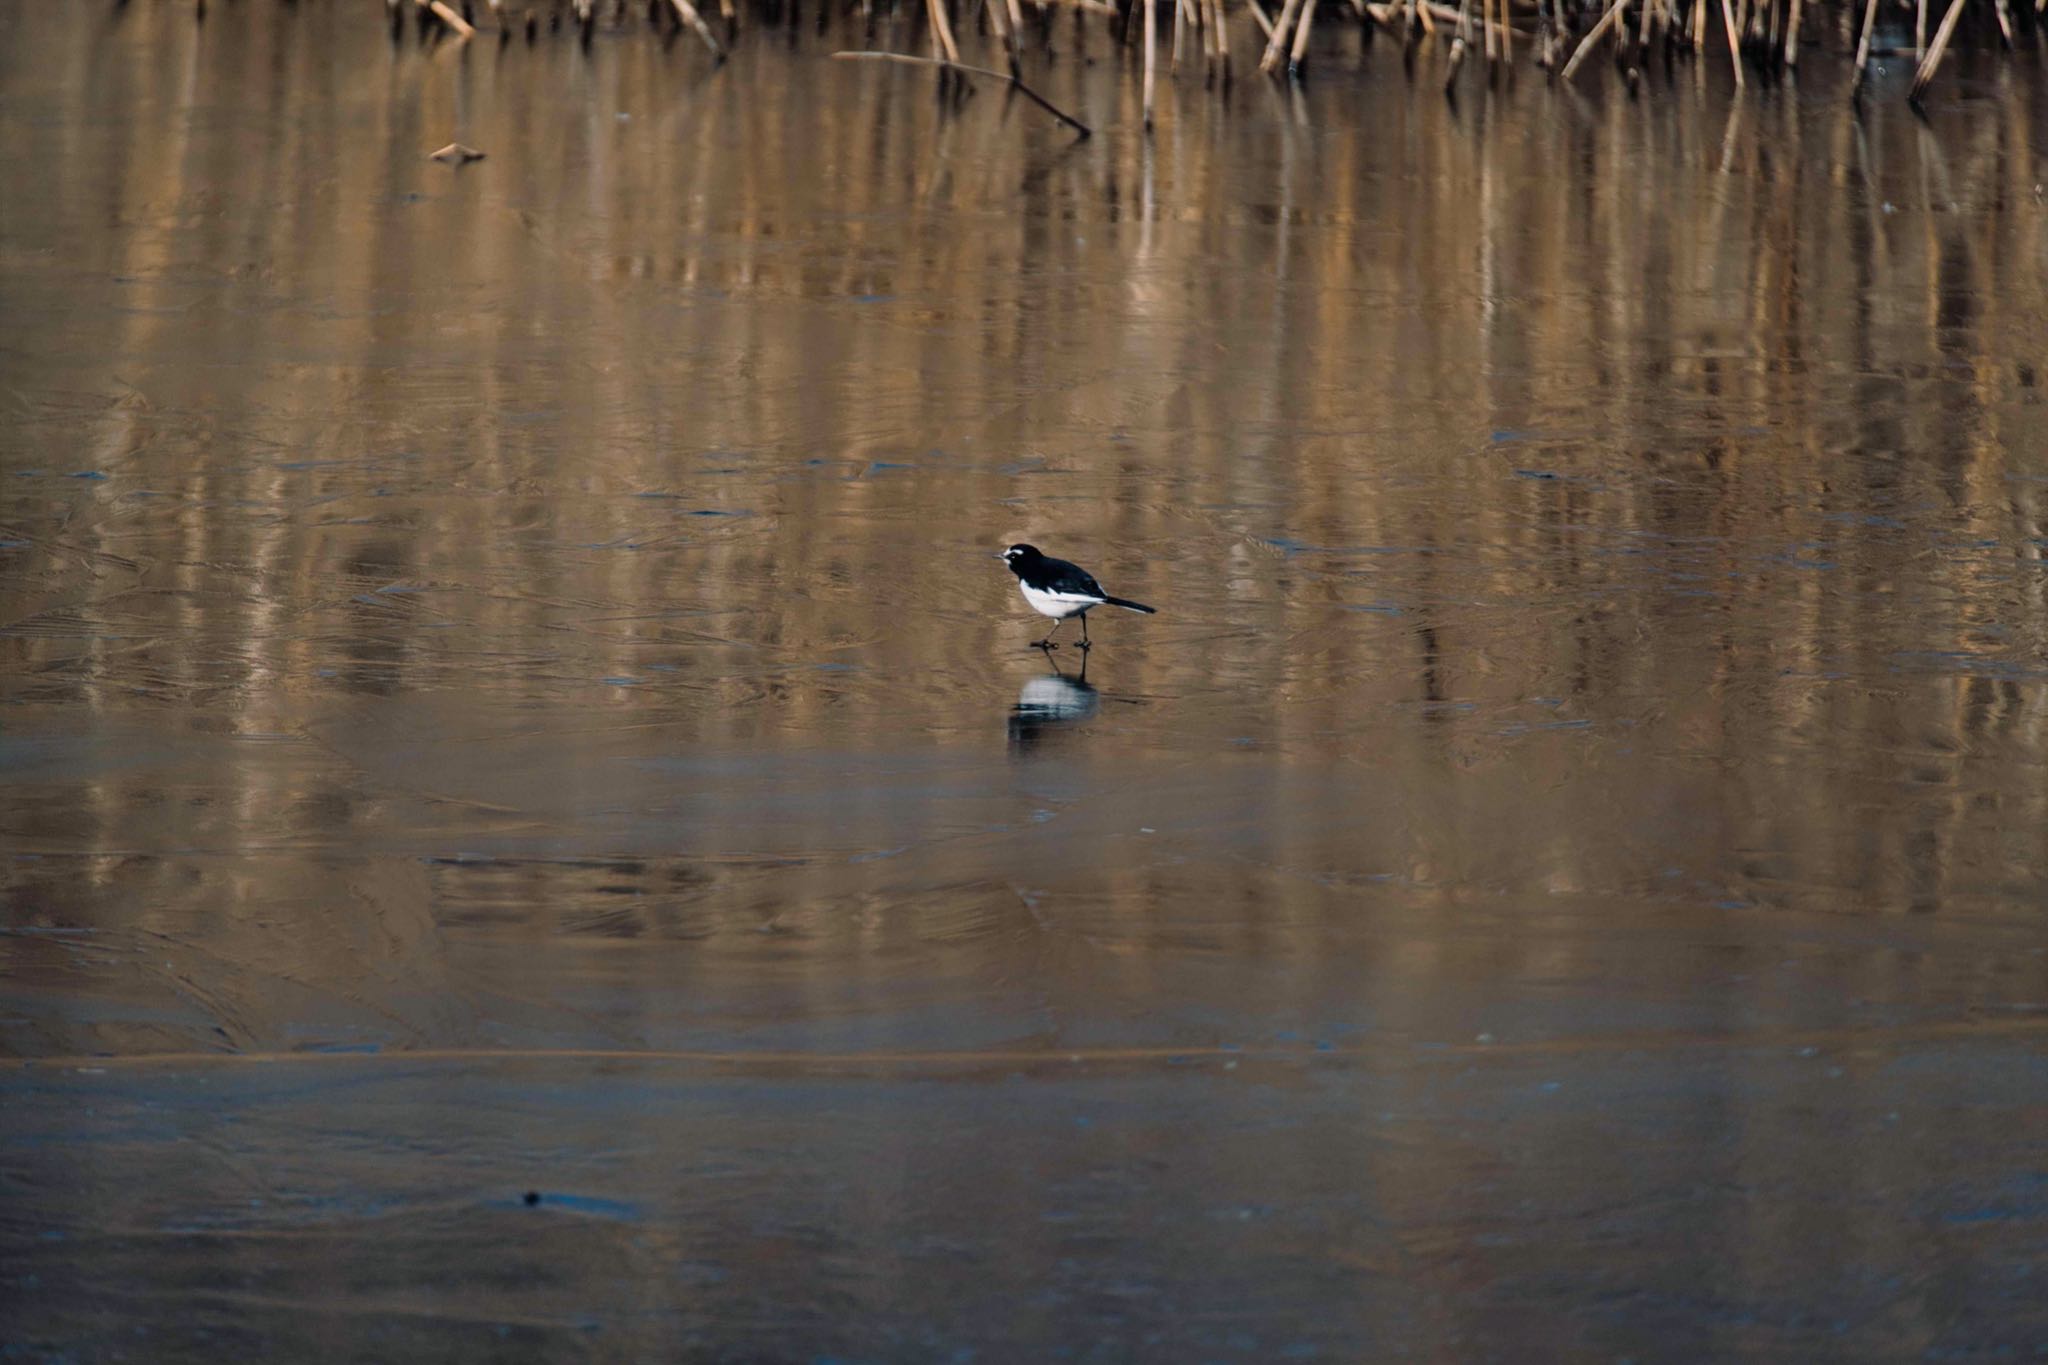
999, 544, 1044, 576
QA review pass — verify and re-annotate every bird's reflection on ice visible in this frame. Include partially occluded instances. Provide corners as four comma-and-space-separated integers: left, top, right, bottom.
1007, 649, 1098, 752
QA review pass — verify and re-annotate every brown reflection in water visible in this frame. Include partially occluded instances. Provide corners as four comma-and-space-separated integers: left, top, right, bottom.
1, 0, 2044, 1032
2, 3, 2047, 1355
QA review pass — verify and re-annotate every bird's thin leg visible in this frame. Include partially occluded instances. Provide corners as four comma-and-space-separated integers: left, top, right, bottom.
1078, 612, 1092, 651
1036, 618, 1064, 650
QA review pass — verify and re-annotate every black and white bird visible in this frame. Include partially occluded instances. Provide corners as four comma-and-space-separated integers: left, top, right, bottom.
998, 543, 1156, 650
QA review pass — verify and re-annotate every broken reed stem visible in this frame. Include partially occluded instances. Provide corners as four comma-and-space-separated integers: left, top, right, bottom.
1717, 0, 1745, 86
927, 0, 962, 63
1444, 0, 1471, 86
1143, 0, 1157, 125
1365, 2, 1529, 37
1259, 0, 1306, 71
833, 51, 1092, 133
1849, 0, 1879, 91
668, 0, 724, 54
1559, 0, 1624, 78
1210, 0, 1230, 68
1914, 0, 1925, 58
1289, 0, 1317, 68
1246, 0, 1277, 38
1910, 0, 1968, 95
421, 0, 476, 37
982, 0, 1019, 71
1783, 0, 1800, 64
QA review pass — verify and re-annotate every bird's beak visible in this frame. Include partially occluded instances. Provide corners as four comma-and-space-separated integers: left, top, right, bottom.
992, 552, 1008, 560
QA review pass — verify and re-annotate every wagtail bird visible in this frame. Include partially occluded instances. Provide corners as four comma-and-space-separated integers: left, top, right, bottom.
998, 543, 1156, 650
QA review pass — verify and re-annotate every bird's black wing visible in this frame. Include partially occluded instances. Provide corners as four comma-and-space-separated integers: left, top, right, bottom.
1038, 557, 1106, 600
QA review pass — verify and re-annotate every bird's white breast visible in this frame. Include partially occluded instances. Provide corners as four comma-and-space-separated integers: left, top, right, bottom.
1020, 582, 1101, 619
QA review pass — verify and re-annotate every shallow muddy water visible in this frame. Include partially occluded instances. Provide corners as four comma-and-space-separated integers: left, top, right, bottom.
4, 2, 2048, 1359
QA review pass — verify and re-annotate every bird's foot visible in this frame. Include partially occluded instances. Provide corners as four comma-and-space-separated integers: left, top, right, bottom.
1034, 640, 1059, 652
1076, 640, 1092, 652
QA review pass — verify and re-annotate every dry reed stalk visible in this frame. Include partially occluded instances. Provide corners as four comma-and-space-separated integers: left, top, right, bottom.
1913, 0, 1925, 58
1717, 0, 1744, 85
1909, 0, 1967, 95
1482, 0, 1496, 59
1783, 0, 1800, 63
420, 0, 477, 37
1560, 0, 1625, 78
1365, 1, 1527, 33
669, 0, 724, 53
1444, 0, 1473, 84
928, 0, 962, 63
1210, 0, 1230, 72
833, 51, 1093, 132
1849, 0, 1878, 91
1259, 0, 1307, 70
1143, 0, 1158, 125
1172, 0, 1186, 71
982, 0, 1019, 70
1691, 0, 1706, 50
1991, 0, 2013, 45
1007, 0, 1025, 39
1247, 0, 1278, 38
1289, 0, 1317, 68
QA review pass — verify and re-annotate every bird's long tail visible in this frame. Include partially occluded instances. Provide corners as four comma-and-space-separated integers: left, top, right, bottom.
1102, 596, 1156, 615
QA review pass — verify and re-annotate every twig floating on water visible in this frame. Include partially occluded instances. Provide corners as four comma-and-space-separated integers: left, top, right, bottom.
831, 51, 1092, 136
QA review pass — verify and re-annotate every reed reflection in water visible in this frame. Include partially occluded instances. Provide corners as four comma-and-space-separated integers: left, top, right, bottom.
2, 2, 2046, 1360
